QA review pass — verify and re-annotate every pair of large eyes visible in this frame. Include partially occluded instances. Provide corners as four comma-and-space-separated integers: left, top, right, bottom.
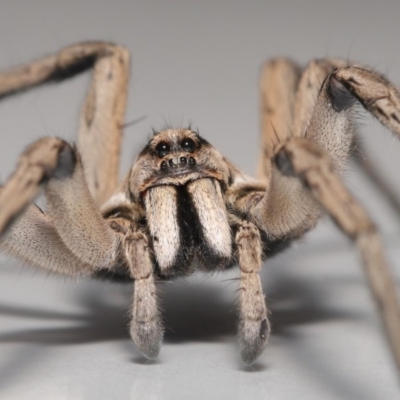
155, 138, 196, 158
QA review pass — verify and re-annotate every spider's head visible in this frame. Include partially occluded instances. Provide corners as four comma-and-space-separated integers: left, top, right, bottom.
128, 128, 230, 200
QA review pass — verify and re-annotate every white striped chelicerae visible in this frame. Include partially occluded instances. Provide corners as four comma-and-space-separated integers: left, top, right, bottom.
0, 42, 399, 372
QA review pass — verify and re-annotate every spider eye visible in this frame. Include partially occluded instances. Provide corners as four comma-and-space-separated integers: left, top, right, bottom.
155, 142, 170, 157
180, 138, 196, 153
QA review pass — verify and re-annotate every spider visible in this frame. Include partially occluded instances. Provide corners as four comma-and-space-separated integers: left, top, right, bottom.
0, 42, 399, 372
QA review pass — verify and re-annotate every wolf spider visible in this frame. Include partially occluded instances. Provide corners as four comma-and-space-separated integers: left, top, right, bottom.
0, 42, 399, 372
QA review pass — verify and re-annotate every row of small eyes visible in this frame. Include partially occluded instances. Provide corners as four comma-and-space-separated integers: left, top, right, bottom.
155, 138, 196, 157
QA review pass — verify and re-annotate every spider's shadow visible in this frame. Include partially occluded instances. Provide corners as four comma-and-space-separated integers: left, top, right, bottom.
0, 260, 368, 399
0, 264, 355, 347
0, 250, 382, 398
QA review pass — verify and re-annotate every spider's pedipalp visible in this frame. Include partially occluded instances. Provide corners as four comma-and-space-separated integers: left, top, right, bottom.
236, 221, 269, 365
124, 230, 163, 359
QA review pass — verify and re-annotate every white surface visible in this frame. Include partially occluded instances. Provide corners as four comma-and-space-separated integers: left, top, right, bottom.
1, 235, 399, 400
0, 1, 399, 399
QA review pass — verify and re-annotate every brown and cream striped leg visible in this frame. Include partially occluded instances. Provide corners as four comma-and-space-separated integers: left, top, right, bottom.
257, 58, 300, 182
306, 64, 400, 218
0, 137, 118, 273
337, 65, 400, 215
0, 41, 130, 205
257, 58, 346, 181
252, 59, 348, 241
236, 221, 269, 365
332, 66, 400, 137
276, 137, 400, 374
76, 43, 129, 205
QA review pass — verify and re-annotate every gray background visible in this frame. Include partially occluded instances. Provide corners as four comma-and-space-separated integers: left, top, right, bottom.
0, 1, 399, 399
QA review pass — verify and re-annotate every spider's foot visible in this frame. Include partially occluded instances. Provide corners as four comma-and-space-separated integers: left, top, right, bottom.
238, 317, 270, 365
130, 319, 164, 360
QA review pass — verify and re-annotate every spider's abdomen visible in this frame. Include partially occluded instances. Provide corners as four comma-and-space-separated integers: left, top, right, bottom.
144, 178, 232, 277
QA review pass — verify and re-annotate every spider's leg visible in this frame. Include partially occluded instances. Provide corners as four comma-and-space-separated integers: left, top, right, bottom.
0, 41, 129, 205
0, 137, 117, 271
258, 58, 348, 182
252, 58, 350, 241
333, 66, 400, 136
258, 59, 300, 182
76, 44, 129, 205
343, 66, 400, 217
0, 202, 95, 276
302, 63, 400, 219
0, 138, 164, 358
236, 221, 269, 365
229, 60, 400, 369
291, 58, 346, 137
275, 137, 400, 375
0, 138, 68, 234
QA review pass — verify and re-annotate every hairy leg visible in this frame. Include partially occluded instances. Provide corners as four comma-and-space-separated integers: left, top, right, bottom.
0, 41, 130, 205
241, 60, 398, 241
276, 137, 400, 374
292, 59, 346, 137
333, 66, 400, 136
0, 137, 118, 272
250, 59, 350, 241
257, 58, 300, 182
232, 61, 400, 372
1, 203, 94, 276
77, 43, 129, 205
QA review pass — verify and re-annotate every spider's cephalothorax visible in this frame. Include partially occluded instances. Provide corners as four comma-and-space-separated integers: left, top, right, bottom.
0, 43, 400, 372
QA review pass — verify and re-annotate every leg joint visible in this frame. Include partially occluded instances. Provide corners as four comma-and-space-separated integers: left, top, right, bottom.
328, 73, 357, 112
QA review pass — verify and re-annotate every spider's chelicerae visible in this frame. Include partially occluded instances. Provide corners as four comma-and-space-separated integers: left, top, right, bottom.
0, 42, 399, 371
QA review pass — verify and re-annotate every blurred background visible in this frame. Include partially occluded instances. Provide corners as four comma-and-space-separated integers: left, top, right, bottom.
0, 1, 399, 399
